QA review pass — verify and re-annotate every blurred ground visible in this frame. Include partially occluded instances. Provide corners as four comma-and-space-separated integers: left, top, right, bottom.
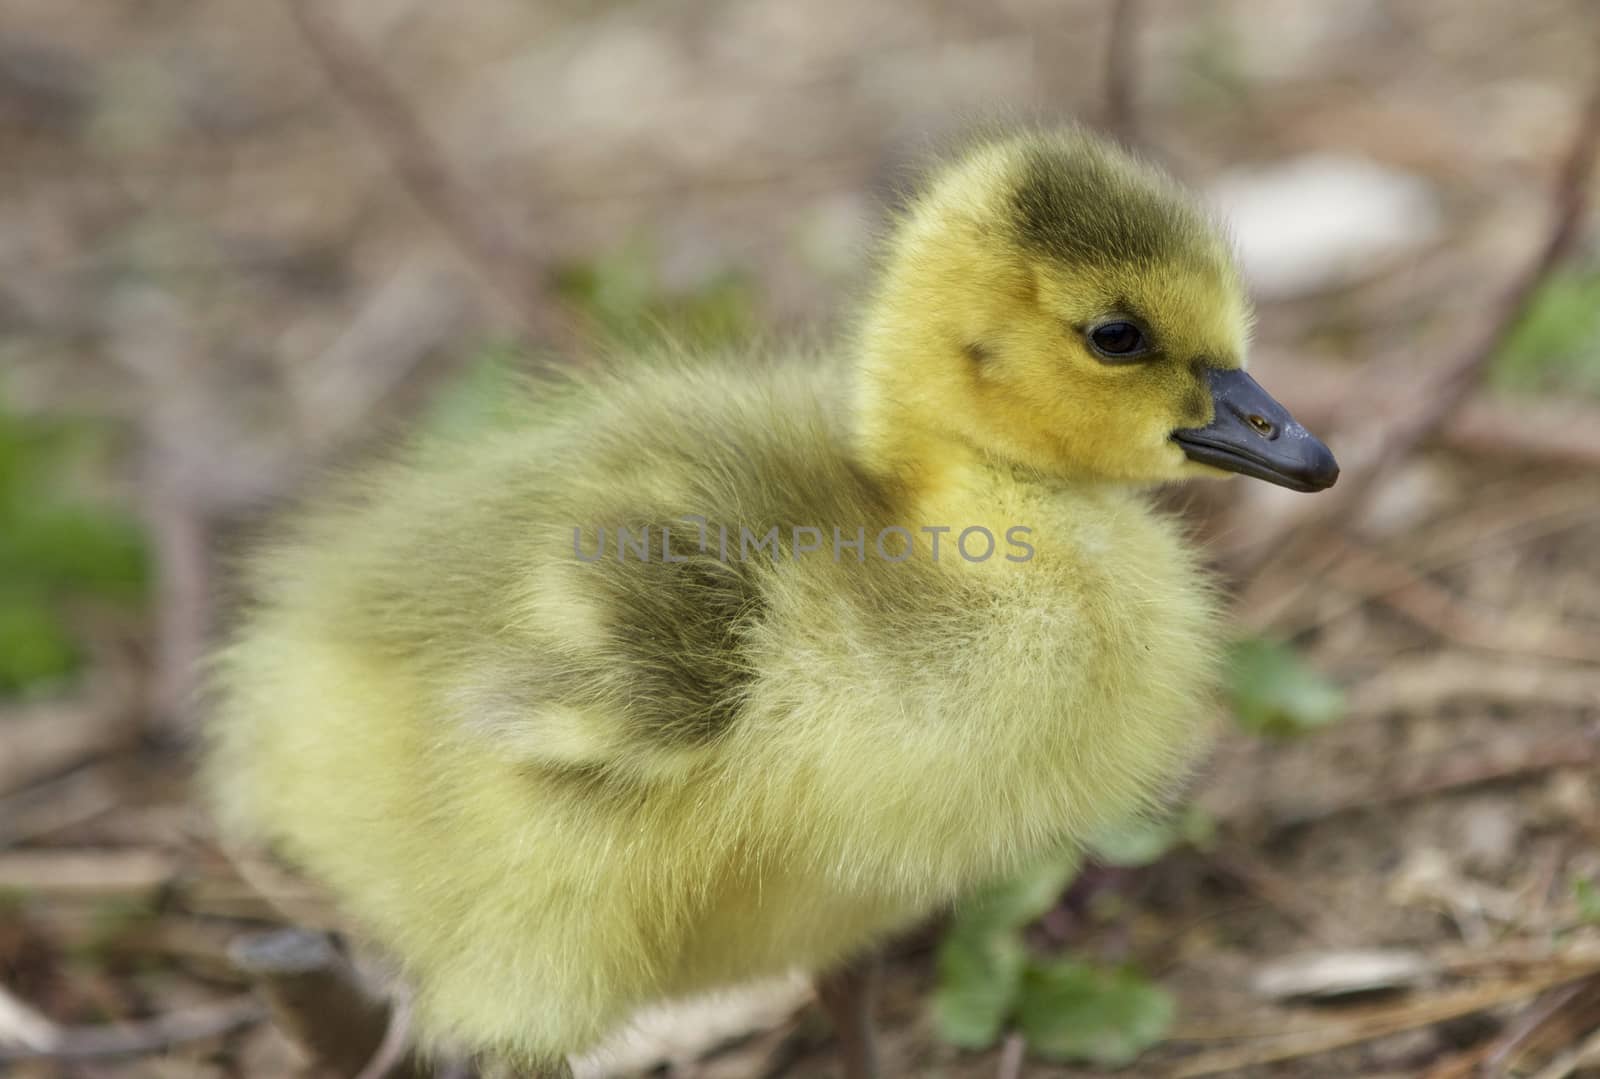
2, 0, 1599, 1076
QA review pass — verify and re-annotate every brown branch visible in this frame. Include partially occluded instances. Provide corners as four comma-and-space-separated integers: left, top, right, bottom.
1171, 967, 1600, 1078
1244, 728, 1600, 834
1344, 654, 1600, 720
1320, 533, 1600, 666
1207, 843, 1357, 944
1245, 353, 1600, 474
0, 763, 123, 848
230, 929, 431, 1079
1243, 471, 1600, 635
1483, 973, 1600, 1078
282, 0, 566, 344
1231, 68, 1600, 565
1357, 72, 1600, 481
1104, 0, 1141, 143
997, 1031, 1026, 1079
148, 483, 210, 729
1528, 1025, 1600, 1079
0, 694, 138, 797
0, 849, 179, 897
0, 995, 261, 1063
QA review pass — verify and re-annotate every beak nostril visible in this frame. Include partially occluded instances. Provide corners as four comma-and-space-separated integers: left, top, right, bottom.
1247, 414, 1276, 438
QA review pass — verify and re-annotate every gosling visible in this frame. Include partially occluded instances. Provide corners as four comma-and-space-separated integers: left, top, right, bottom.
206, 127, 1337, 1078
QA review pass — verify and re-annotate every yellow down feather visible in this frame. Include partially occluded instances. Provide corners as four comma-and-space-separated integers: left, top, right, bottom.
204, 128, 1250, 1069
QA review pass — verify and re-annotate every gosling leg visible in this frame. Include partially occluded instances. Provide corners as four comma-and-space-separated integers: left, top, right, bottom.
813, 954, 883, 1079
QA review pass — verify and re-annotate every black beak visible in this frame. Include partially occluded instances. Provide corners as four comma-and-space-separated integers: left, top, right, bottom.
1172, 368, 1339, 493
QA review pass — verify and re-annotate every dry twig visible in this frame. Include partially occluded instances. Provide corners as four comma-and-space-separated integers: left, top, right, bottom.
0, 994, 261, 1063
0, 848, 179, 897
1207, 843, 1358, 944
1346, 653, 1600, 719
1247, 728, 1600, 833
1321, 534, 1600, 666
1348, 71, 1600, 490
0, 691, 139, 797
1481, 973, 1600, 1077
997, 1030, 1026, 1079
1232, 68, 1600, 565
1243, 472, 1600, 637
0, 763, 124, 848
148, 483, 210, 728
1411, 475, 1600, 567
281, 0, 566, 344
1528, 1024, 1600, 1079
1252, 353, 1600, 474
230, 929, 429, 1079
1170, 966, 1600, 1077
293, 254, 473, 447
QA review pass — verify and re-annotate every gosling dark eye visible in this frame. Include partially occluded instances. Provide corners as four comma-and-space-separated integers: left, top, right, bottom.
1087, 321, 1150, 361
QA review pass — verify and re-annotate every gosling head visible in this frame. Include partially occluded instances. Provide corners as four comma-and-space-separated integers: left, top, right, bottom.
857, 129, 1338, 493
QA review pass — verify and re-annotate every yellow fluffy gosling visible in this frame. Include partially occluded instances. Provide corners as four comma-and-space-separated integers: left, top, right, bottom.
206, 128, 1337, 1078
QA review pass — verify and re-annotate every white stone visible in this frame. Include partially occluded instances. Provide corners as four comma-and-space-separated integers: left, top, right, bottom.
1210, 155, 1441, 299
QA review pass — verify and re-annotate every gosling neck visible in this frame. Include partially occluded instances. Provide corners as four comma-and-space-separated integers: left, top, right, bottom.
852, 332, 972, 496
850, 211, 1054, 511
851, 337, 1051, 544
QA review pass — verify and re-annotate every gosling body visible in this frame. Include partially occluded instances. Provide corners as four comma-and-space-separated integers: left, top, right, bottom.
207, 129, 1334, 1068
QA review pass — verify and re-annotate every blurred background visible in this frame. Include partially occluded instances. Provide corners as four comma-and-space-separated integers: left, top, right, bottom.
2, 0, 1599, 1076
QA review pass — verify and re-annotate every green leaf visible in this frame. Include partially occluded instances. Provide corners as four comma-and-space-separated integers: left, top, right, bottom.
1493, 268, 1600, 397
0, 598, 80, 691
0, 395, 151, 694
1576, 877, 1600, 925
933, 853, 1084, 1051
1088, 807, 1216, 867
0, 406, 86, 502
1088, 816, 1180, 868
1226, 636, 1343, 738
952, 852, 1081, 936
420, 344, 533, 439
931, 927, 1027, 1050
1015, 959, 1175, 1067
552, 241, 757, 351
0, 503, 147, 602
